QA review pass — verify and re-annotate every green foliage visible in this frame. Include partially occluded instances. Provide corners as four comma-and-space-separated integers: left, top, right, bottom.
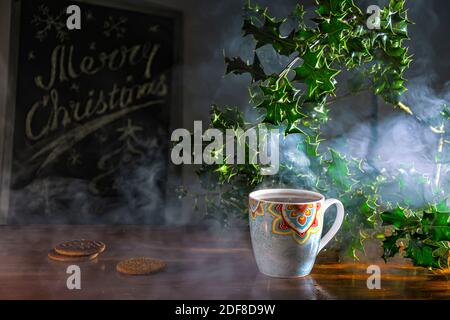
381, 205, 450, 269
226, 0, 413, 135
203, 106, 264, 186
182, 1, 420, 261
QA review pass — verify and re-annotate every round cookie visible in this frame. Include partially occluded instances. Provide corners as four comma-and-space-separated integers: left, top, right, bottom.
116, 258, 166, 275
48, 249, 99, 262
55, 239, 106, 256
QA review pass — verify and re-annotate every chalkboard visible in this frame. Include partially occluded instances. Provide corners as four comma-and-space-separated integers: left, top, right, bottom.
2, 0, 182, 224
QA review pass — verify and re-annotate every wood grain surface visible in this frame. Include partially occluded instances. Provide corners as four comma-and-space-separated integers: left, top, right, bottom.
0, 225, 448, 300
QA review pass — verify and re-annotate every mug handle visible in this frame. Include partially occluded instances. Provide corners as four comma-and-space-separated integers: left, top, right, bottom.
318, 199, 345, 252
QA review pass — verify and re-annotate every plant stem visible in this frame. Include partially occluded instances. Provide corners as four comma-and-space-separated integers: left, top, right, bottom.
397, 102, 414, 115
279, 57, 301, 79
326, 87, 370, 106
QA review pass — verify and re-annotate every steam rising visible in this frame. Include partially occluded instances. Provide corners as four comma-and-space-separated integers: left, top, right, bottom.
0, 0, 448, 301
1, 0, 449, 225
267, 0, 450, 209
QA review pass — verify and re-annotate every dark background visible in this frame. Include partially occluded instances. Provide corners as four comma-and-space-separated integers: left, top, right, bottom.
0, 0, 449, 225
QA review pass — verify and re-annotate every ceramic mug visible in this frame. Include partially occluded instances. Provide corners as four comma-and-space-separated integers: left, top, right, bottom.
249, 189, 344, 278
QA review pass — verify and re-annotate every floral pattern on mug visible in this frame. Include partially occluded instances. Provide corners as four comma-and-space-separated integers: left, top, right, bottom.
249, 198, 264, 220
250, 201, 322, 245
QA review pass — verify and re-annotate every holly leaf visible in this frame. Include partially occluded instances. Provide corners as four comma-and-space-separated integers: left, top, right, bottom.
317, 16, 351, 55
381, 207, 420, 229
358, 195, 378, 227
225, 54, 267, 82
294, 48, 340, 99
422, 210, 450, 242
325, 149, 355, 192
381, 207, 449, 269
255, 75, 309, 134
315, 0, 360, 17
382, 232, 403, 262
242, 10, 297, 56
347, 69, 367, 93
436, 199, 450, 212
292, 4, 306, 29
406, 240, 441, 268
303, 135, 321, 158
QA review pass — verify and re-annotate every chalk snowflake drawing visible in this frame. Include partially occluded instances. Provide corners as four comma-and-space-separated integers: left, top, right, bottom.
31, 4, 68, 42
103, 16, 128, 38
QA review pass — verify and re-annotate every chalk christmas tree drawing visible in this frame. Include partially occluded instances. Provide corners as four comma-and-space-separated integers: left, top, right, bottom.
89, 119, 149, 195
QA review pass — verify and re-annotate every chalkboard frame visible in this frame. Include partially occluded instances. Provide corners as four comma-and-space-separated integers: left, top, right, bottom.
1, 0, 183, 224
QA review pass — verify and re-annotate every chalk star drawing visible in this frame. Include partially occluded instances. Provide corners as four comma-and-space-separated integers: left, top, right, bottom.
145, 137, 159, 149
149, 25, 160, 33
67, 149, 82, 167
117, 119, 143, 142
28, 51, 35, 61
86, 10, 94, 21
103, 16, 128, 38
89, 42, 96, 50
95, 130, 109, 143
31, 4, 68, 42
70, 83, 80, 92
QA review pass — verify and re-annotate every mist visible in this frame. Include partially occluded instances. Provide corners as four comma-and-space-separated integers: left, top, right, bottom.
0, 0, 449, 226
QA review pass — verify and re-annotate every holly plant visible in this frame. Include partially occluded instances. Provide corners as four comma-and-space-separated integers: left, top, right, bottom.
381, 203, 450, 269
380, 104, 450, 269
179, 1, 448, 268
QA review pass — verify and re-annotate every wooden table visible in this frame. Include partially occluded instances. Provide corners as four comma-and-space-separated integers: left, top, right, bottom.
0, 225, 448, 300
